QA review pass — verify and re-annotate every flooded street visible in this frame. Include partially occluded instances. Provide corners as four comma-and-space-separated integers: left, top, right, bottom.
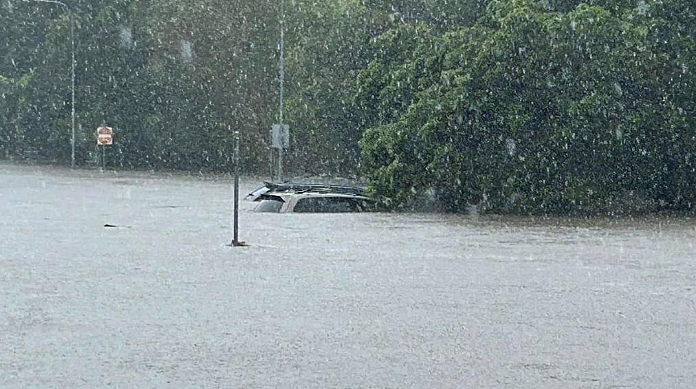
1, 162, 695, 388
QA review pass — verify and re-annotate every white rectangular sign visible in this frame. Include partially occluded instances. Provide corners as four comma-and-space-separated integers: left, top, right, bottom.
271, 124, 290, 149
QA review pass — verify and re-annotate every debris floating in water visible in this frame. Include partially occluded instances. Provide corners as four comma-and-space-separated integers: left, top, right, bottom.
104, 224, 131, 228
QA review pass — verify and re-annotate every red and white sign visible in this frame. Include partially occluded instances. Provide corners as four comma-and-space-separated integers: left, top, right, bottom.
96, 126, 113, 146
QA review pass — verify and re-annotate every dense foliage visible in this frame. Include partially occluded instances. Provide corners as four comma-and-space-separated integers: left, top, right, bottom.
358, 0, 696, 214
2, 0, 694, 213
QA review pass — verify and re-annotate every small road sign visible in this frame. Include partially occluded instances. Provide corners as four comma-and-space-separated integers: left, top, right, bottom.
96, 126, 113, 146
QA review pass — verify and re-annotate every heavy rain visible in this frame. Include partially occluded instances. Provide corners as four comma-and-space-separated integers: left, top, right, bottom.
2, 0, 696, 388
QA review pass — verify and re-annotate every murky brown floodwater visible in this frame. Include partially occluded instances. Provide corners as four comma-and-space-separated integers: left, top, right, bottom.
2, 162, 695, 388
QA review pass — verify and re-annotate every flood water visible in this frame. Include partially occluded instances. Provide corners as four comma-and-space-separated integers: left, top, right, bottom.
1, 162, 695, 388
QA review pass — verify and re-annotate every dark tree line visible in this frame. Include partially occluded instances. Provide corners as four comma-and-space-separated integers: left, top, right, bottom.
2, 0, 695, 214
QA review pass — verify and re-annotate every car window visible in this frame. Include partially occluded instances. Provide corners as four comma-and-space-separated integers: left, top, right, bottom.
293, 197, 359, 213
255, 199, 284, 213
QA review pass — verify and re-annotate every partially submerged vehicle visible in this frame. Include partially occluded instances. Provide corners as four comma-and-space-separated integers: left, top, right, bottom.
247, 182, 377, 213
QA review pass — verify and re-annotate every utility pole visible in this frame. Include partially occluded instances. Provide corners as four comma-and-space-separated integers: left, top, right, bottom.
24, 0, 76, 168
278, 0, 285, 182
70, 10, 75, 169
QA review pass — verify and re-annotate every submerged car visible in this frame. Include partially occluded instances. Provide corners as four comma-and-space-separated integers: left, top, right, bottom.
248, 182, 377, 213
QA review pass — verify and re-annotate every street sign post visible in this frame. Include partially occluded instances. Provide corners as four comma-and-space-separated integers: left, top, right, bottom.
96, 126, 113, 146
96, 125, 113, 171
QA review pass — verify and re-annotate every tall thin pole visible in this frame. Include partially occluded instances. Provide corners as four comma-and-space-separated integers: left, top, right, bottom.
70, 10, 75, 169
235, 132, 239, 243
27, 0, 76, 168
232, 131, 242, 246
278, 0, 284, 182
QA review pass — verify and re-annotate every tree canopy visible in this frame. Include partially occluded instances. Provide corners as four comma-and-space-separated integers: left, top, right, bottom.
358, 0, 696, 214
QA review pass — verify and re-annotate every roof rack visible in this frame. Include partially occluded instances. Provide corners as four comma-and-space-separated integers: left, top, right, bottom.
264, 182, 366, 196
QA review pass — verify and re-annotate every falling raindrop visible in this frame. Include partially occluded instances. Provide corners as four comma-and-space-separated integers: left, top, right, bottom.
636, 0, 648, 15
506, 138, 516, 157
119, 27, 133, 49
181, 40, 194, 63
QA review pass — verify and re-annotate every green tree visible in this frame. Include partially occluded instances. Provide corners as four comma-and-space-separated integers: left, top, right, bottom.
359, 0, 696, 214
